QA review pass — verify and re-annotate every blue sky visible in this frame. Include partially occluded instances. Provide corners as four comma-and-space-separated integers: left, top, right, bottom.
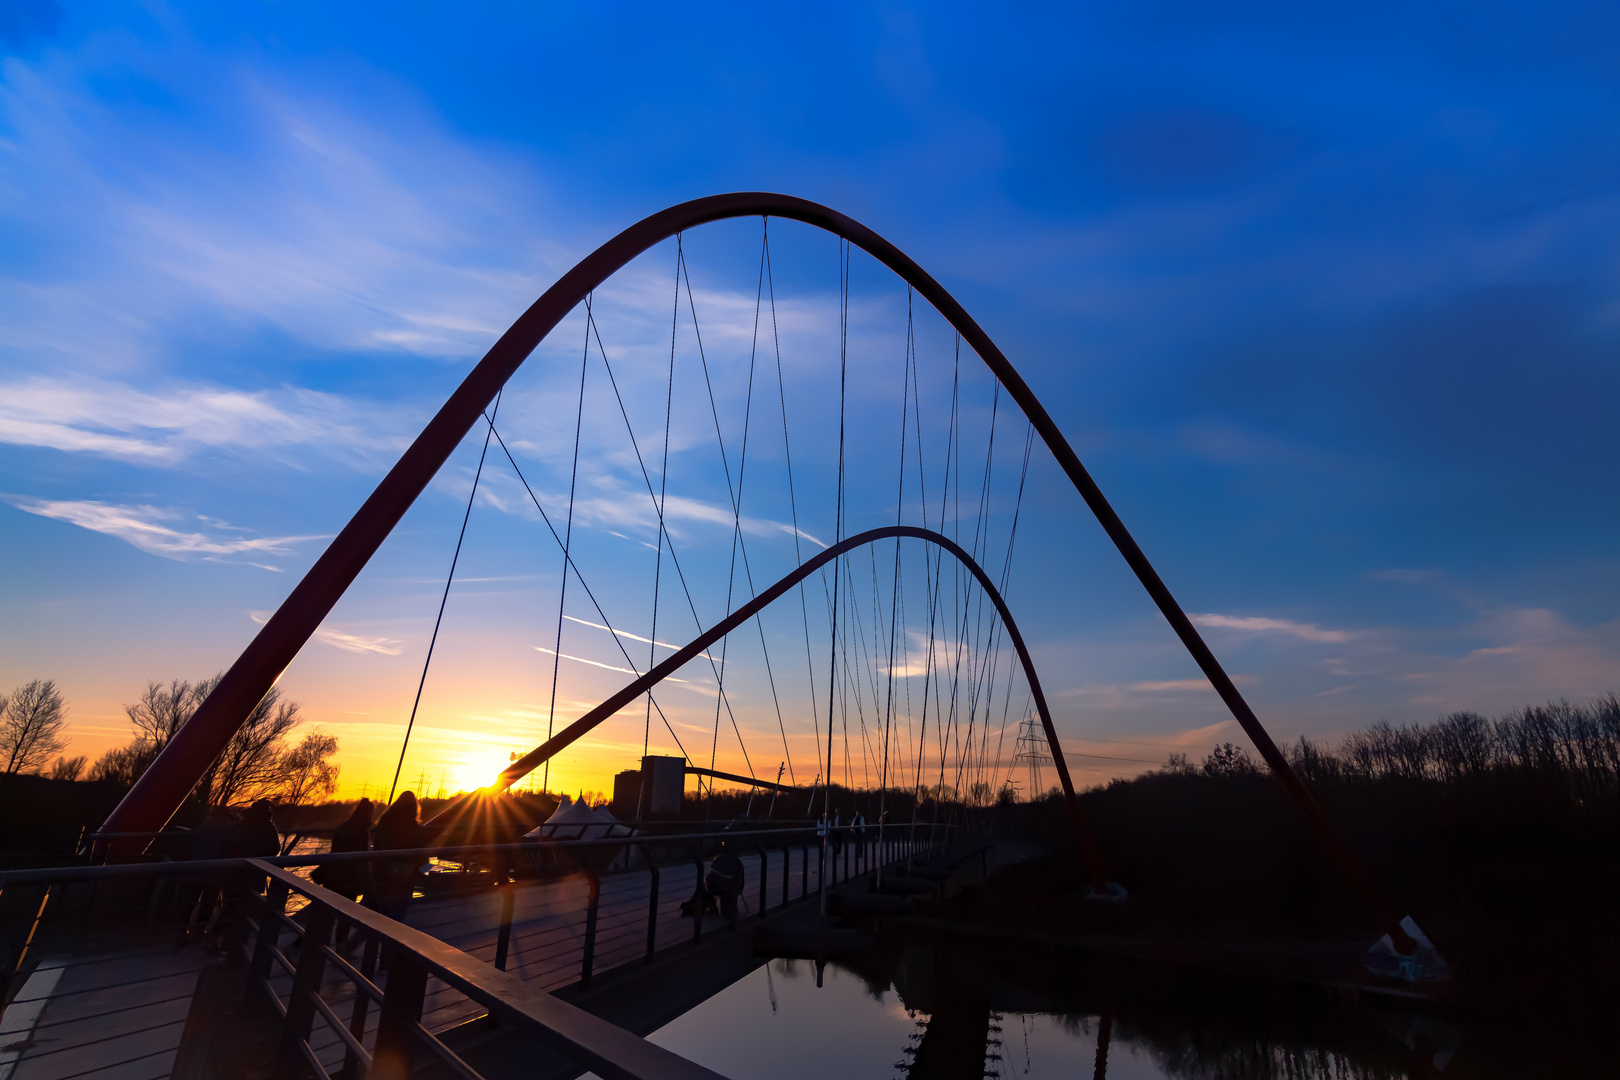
2, 2, 1617, 796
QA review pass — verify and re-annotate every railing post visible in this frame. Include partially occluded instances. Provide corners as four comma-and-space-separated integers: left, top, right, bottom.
249, 877, 290, 989
691, 855, 704, 944
342, 936, 380, 1080
370, 951, 427, 1080
0, 885, 49, 1024
275, 905, 333, 1080
757, 849, 767, 918
493, 880, 516, 972
801, 844, 809, 900
781, 846, 790, 908
580, 870, 601, 989
644, 863, 660, 962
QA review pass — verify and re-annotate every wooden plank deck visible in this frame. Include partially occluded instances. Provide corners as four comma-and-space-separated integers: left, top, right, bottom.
4, 844, 857, 1079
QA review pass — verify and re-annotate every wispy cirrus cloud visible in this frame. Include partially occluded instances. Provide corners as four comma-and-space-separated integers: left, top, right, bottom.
248, 611, 403, 655
1128, 677, 1249, 692
0, 55, 564, 376
560, 615, 720, 663
471, 469, 828, 550
1191, 613, 1352, 644
0, 377, 407, 467
532, 645, 709, 693
9, 498, 325, 567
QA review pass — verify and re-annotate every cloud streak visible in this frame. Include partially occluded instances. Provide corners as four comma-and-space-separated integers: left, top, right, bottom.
1191, 613, 1352, 644
10, 498, 325, 565
0, 377, 407, 467
560, 615, 720, 663
533, 645, 699, 688
249, 611, 404, 655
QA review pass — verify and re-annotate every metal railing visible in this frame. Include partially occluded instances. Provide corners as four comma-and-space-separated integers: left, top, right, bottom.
0, 824, 957, 1079
235, 860, 726, 1080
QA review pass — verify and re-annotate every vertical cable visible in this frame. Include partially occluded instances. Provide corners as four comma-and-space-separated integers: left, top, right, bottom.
390, 390, 502, 804
542, 299, 592, 794
645, 236, 681, 764
821, 239, 848, 917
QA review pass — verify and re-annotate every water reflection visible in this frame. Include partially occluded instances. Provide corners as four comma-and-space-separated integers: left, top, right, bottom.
614, 930, 1488, 1080
637, 960, 1169, 1080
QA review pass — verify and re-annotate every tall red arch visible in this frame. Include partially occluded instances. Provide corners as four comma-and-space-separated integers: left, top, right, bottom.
101, 193, 1414, 950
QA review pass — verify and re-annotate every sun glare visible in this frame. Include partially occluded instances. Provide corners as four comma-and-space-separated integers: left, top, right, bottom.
446, 747, 516, 795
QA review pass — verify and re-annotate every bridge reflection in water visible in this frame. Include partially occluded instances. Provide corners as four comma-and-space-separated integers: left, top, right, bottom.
636, 933, 1464, 1080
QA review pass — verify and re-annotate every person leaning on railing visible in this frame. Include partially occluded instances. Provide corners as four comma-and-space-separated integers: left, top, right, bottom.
208, 799, 280, 953
367, 791, 428, 923
177, 805, 237, 948
313, 797, 374, 947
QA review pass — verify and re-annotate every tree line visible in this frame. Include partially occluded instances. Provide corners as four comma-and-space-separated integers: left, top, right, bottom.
1159, 693, 1620, 807
0, 675, 339, 809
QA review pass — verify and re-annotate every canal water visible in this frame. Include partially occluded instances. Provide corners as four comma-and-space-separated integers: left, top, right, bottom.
599, 923, 1607, 1080
640, 960, 1174, 1079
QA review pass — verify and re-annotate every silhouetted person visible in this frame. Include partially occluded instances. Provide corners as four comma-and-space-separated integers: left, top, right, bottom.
178, 806, 237, 946
227, 799, 282, 857
207, 800, 280, 952
315, 798, 373, 945
368, 791, 428, 923
705, 841, 745, 928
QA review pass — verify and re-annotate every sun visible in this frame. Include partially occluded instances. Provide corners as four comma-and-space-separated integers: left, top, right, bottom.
445, 746, 517, 795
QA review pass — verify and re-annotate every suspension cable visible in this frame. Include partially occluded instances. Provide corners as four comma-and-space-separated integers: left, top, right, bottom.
644, 234, 681, 769
878, 289, 912, 843
540, 300, 593, 793
583, 280, 754, 768
765, 224, 818, 786
821, 238, 848, 912
483, 420, 693, 766
676, 247, 762, 793
984, 424, 1037, 795
389, 390, 502, 804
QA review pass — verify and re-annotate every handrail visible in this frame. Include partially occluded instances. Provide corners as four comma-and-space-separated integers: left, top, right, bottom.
1, 824, 958, 886
245, 859, 732, 1080
81, 818, 830, 842
2, 831, 951, 1077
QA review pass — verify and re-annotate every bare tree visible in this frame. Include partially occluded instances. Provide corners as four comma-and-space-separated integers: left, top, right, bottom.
89, 742, 152, 787
125, 678, 212, 752
48, 754, 88, 781
1287, 736, 1343, 785
197, 686, 303, 807
95, 676, 311, 806
2, 679, 68, 776
1162, 752, 1198, 776
277, 731, 340, 808
1428, 712, 1493, 782
1202, 742, 1258, 777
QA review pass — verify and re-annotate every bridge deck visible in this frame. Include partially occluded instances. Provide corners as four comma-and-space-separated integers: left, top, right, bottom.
5, 845, 859, 1079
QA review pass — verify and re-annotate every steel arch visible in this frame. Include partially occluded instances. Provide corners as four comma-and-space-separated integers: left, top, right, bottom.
484, 525, 1111, 889
102, 192, 1413, 950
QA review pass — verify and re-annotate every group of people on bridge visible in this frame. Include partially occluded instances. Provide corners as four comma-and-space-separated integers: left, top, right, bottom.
816, 810, 873, 862
167, 791, 889, 951
170, 790, 430, 952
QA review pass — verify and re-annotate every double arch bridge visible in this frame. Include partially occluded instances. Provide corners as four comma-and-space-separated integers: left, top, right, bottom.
101, 192, 1414, 955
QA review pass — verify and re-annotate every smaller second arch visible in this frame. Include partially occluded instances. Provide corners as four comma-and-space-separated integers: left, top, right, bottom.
485, 524, 1112, 889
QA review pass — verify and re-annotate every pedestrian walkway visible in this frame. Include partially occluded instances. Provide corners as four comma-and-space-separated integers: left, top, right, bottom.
3, 839, 895, 1079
